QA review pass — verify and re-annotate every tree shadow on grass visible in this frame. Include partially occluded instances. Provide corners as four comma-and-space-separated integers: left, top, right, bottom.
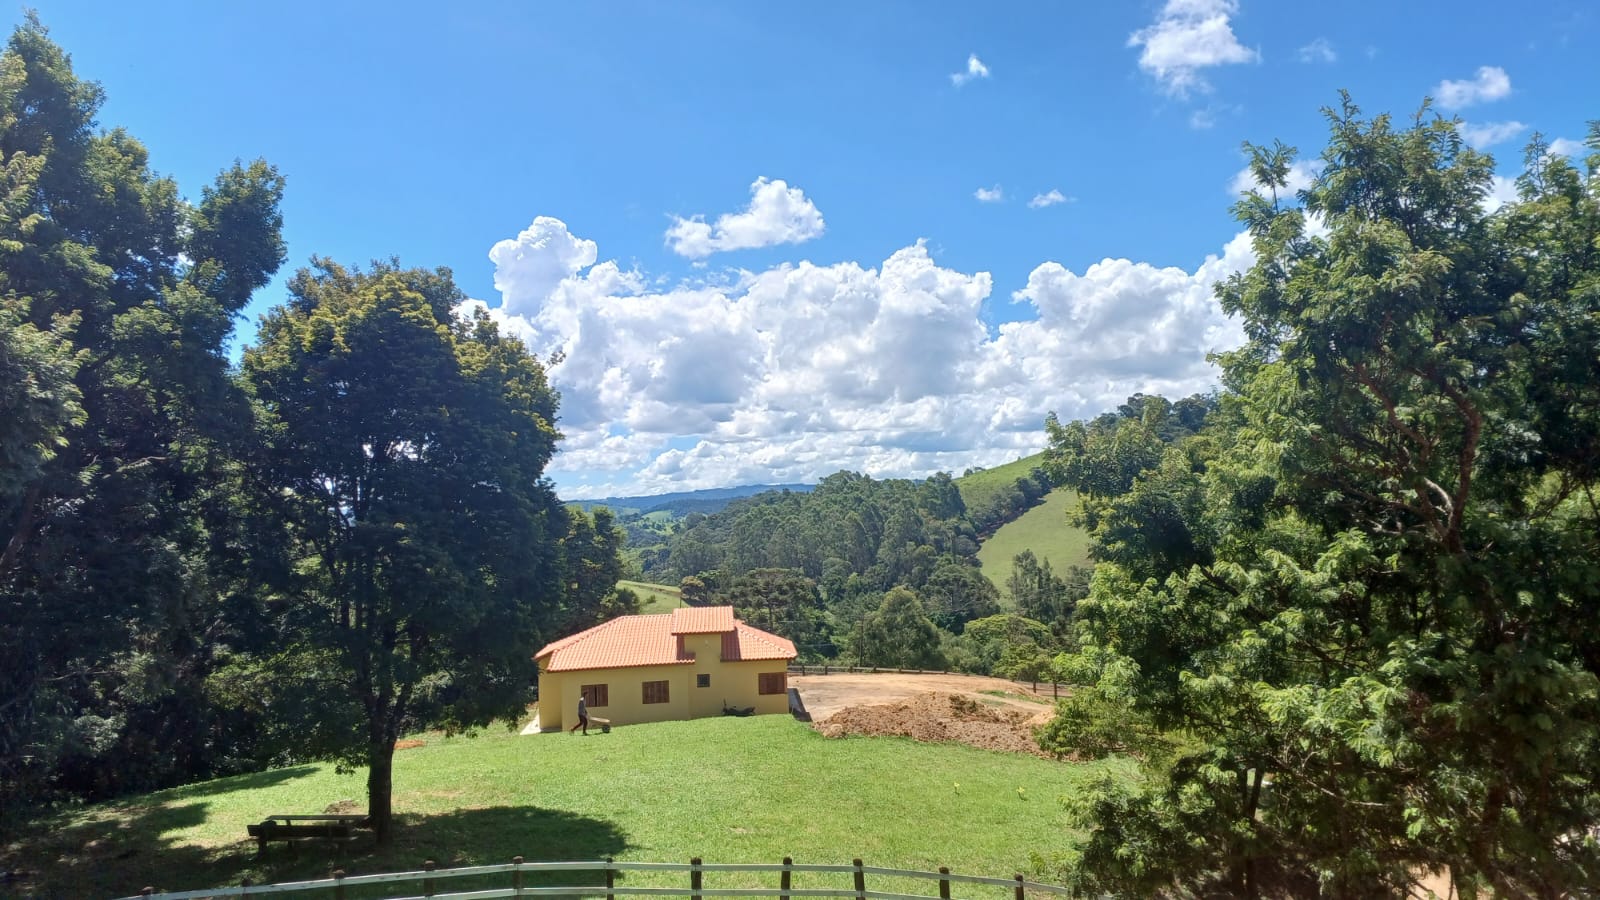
153, 765, 321, 801
3, 798, 216, 900
5, 803, 631, 900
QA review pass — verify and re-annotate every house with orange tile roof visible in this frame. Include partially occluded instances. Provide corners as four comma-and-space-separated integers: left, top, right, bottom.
534, 606, 797, 731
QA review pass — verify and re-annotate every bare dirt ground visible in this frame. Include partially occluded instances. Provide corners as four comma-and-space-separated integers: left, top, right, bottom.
792, 671, 1061, 757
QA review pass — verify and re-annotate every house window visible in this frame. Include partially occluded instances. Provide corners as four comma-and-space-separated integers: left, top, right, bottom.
696, 674, 711, 688
580, 684, 609, 709
643, 680, 670, 704
759, 672, 787, 695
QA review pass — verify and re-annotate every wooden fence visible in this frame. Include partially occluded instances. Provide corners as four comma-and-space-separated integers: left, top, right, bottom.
785, 664, 1065, 700
117, 857, 1077, 900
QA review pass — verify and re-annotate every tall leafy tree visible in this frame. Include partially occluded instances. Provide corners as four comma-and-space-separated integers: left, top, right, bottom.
720, 568, 826, 654
1050, 101, 1600, 896
0, 15, 285, 818
239, 260, 566, 842
852, 587, 945, 669
557, 506, 629, 632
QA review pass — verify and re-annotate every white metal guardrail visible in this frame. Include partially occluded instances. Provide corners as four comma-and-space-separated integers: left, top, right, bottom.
116, 857, 1076, 900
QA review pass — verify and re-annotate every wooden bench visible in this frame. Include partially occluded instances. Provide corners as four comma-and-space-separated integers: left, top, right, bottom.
246, 814, 369, 855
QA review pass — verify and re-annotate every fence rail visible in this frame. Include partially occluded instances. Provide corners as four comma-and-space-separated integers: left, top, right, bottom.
116, 857, 1075, 900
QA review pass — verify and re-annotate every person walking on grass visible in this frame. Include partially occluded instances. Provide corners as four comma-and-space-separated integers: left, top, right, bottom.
571, 694, 589, 735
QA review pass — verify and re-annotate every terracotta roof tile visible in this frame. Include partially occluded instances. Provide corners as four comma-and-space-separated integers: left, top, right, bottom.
535, 608, 796, 673
669, 606, 737, 634
722, 621, 799, 662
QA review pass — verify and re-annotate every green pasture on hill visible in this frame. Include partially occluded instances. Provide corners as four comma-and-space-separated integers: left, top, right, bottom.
620, 579, 684, 614
976, 489, 1092, 600
952, 453, 1047, 512
11, 715, 1131, 899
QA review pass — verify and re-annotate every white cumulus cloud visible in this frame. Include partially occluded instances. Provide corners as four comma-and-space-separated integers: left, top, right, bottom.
1435, 66, 1511, 110
1028, 189, 1072, 209
461, 216, 1256, 498
1296, 37, 1336, 63
974, 185, 1004, 203
1459, 120, 1526, 149
951, 54, 991, 87
666, 177, 825, 259
1484, 175, 1520, 212
1547, 137, 1586, 158
1128, 0, 1259, 97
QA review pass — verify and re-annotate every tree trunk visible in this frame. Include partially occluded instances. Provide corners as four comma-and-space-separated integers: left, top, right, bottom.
367, 738, 396, 844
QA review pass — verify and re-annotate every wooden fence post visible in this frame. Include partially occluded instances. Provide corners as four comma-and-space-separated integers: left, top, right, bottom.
237, 876, 252, 899
690, 856, 703, 900
937, 866, 951, 900
780, 856, 793, 900
1014, 873, 1026, 900
1053, 682, 1059, 700
852, 858, 866, 900
332, 869, 347, 900
606, 857, 616, 900
423, 858, 436, 897
511, 855, 524, 896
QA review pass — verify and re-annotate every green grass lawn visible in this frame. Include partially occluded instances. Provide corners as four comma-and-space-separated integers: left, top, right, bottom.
953, 452, 1047, 513
621, 579, 684, 614
11, 716, 1130, 899
976, 489, 1091, 602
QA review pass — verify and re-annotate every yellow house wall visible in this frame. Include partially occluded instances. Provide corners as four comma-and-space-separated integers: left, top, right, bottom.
537, 639, 791, 730
537, 665, 565, 731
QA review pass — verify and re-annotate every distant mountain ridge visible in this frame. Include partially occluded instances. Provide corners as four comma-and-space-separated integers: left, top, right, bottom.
568, 483, 815, 516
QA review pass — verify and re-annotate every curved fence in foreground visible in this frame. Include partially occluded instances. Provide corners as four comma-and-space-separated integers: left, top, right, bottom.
117, 857, 1076, 900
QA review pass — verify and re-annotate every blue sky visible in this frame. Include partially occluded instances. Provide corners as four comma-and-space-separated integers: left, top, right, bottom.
21, 0, 1598, 498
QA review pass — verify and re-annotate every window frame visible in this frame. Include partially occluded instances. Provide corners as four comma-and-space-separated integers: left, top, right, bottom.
580, 683, 609, 709
696, 673, 711, 688
758, 672, 787, 695
642, 680, 670, 704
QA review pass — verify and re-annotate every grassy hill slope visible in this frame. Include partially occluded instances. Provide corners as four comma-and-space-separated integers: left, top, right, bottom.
976, 488, 1092, 599
619, 579, 684, 614
12, 716, 1131, 897
953, 452, 1047, 512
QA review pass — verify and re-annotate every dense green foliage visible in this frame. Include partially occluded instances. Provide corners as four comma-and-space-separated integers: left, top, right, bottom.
0, 16, 289, 820
234, 260, 574, 841
0, 20, 623, 838
1043, 102, 1600, 897
850, 585, 946, 669
648, 470, 1055, 667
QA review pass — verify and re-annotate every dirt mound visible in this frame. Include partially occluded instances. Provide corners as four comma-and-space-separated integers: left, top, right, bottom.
814, 691, 1053, 757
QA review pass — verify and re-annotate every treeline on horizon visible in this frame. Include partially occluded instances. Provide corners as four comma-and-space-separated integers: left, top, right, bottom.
624, 392, 1212, 677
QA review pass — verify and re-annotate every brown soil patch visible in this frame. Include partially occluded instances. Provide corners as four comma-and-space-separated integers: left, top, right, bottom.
394, 739, 426, 750
814, 691, 1055, 757
791, 670, 1059, 720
